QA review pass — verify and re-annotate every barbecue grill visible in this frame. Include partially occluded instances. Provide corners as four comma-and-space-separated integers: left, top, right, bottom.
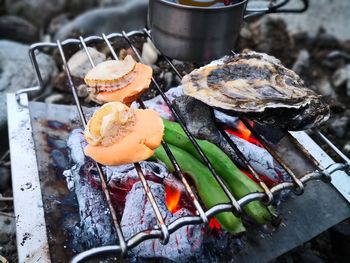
7, 29, 350, 262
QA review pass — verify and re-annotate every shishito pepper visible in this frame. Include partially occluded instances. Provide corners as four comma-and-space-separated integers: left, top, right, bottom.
151, 144, 246, 234
162, 119, 273, 224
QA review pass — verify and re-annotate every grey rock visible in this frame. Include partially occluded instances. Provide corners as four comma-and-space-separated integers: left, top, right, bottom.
331, 64, 350, 96
342, 142, 350, 156
163, 72, 173, 89
315, 78, 335, 97
332, 65, 350, 88
141, 38, 159, 65
65, 0, 98, 14
98, 0, 126, 7
0, 232, 10, 245
47, 13, 74, 36
5, 0, 66, 27
272, 0, 350, 40
0, 0, 5, 15
77, 85, 89, 98
67, 48, 106, 78
0, 216, 16, 262
241, 16, 294, 65
65, 0, 126, 14
53, 72, 71, 93
54, 0, 148, 41
44, 94, 65, 104
329, 116, 349, 139
0, 15, 39, 43
292, 49, 310, 75
0, 40, 58, 133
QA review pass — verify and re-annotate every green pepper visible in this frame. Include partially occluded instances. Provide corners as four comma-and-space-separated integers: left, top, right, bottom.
162, 119, 273, 224
151, 144, 246, 234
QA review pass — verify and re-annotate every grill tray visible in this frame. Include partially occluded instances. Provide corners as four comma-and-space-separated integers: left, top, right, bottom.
8, 29, 350, 262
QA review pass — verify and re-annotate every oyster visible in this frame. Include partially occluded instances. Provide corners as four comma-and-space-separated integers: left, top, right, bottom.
182, 50, 330, 130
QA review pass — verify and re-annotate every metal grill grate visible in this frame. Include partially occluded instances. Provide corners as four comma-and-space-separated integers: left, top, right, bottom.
20, 29, 350, 262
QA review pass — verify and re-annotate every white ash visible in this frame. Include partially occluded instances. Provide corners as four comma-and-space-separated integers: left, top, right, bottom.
66, 129, 87, 167
63, 129, 116, 251
63, 129, 87, 190
226, 133, 285, 183
105, 161, 169, 183
63, 129, 198, 258
121, 181, 203, 261
137, 86, 286, 183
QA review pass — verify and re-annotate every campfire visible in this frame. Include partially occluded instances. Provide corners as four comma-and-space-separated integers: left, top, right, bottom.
5, 26, 348, 263
0, 0, 350, 262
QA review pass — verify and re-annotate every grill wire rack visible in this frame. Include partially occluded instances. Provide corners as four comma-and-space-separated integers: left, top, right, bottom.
18, 29, 350, 262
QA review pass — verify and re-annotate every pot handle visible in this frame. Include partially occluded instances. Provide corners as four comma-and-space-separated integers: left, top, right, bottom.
244, 0, 309, 19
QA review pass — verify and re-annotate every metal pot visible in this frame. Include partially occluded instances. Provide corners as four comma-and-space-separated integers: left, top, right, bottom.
148, 0, 308, 62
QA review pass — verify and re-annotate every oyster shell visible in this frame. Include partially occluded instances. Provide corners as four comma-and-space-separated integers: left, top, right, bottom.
182, 50, 330, 130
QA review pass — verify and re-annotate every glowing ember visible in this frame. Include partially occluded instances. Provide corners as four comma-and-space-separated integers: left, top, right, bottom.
225, 120, 264, 148
166, 185, 181, 213
208, 218, 221, 231
241, 169, 278, 187
237, 120, 252, 141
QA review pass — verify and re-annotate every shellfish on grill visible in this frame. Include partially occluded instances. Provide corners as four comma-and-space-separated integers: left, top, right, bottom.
182, 50, 330, 130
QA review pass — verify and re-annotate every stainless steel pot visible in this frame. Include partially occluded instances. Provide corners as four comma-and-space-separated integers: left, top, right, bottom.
148, 0, 308, 62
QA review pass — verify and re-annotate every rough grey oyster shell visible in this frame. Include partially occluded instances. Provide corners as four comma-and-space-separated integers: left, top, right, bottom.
182, 50, 330, 130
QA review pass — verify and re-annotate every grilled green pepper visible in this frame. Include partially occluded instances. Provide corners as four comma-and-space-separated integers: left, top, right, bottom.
151, 144, 246, 234
162, 119, 273, 224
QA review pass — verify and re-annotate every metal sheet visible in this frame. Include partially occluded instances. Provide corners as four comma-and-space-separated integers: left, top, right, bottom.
235, 180, 350, 263
234, 131, 350, 263
7, 93, 51, 263
291, 131, 350, 203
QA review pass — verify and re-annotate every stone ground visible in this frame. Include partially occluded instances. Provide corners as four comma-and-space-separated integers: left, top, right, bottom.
273, 0, 350, 40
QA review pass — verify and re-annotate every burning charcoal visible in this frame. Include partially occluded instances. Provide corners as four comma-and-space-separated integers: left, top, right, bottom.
106, 161, 168, 183
140, 87, 287, 184
105, 160, 191, 217
63, 129, 116, 251
172, 95, 285, 184
121, 181, 203, 261
226, 134, 286, 184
